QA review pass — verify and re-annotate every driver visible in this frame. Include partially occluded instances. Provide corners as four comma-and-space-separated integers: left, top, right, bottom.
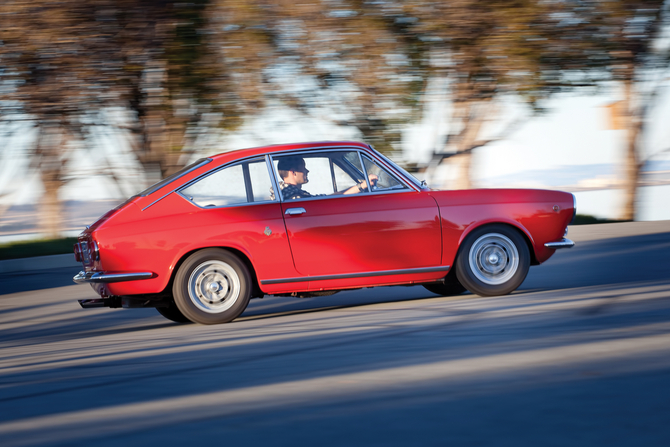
277, 156, 378, 200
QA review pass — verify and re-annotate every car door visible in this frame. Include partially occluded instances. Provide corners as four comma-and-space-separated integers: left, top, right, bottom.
274, 149, 442, 278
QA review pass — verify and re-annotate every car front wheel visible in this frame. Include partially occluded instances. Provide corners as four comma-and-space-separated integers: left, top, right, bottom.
173, 249, 252, 324
455, 225, 530, 297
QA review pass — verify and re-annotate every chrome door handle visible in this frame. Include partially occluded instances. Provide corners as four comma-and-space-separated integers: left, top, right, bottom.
285, 207, 306, 215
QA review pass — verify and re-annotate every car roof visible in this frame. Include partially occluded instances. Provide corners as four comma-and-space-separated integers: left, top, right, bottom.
208, 141, 371, 163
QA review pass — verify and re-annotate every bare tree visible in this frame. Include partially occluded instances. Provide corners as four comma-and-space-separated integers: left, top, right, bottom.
398, 0, 667, 221
394, 0, 601, 189
1, 1, 130, 236
214, 0, 429, 155
0, 0, 278, 236
584, 1, 668, 220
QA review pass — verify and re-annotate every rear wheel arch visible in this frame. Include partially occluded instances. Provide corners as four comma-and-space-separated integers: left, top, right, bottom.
162, 246, 263, 299
172, 248, 254, 324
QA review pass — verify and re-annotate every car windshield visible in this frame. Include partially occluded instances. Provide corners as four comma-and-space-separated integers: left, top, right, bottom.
374, 150, 423, 188
139, 158, 212, 197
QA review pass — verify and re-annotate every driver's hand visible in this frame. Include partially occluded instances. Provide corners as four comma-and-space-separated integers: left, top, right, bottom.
368, 174, 379, 187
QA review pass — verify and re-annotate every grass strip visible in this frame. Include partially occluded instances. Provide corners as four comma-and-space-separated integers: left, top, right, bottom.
0, 237, 79, 261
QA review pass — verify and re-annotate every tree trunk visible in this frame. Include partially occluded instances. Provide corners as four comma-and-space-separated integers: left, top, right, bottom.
451, 152, 473, 190
619, 78, 643, 221
39, 172, 63, 239
445, 98, 491, 190
132, 60, 192, 184
36, 127, 67, 239
137, 108, 189, 182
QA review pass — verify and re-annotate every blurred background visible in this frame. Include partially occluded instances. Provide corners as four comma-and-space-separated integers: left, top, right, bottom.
1, 0, 669, 243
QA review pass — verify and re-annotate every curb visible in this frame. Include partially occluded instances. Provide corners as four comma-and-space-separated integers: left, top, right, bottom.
0, 254, 80, 274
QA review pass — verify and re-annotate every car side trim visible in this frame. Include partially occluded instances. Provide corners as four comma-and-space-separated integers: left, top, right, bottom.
74, 271, 154, 283
260, 266, 450, 285
544, 238, 575, 249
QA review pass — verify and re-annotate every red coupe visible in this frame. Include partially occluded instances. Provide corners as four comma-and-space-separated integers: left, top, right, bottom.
74, 141, 575, 324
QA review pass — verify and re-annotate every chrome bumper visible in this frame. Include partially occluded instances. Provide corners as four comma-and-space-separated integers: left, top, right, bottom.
544, 238, 575, 249
73, 271, 154, 283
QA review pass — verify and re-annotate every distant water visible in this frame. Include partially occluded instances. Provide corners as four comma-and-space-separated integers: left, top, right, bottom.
0, 199, 121, 244
638, 184, 670, 221
573, 184, 670, 221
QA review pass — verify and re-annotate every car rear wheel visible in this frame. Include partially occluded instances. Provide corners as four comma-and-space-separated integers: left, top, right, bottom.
173, 249, 251, 324
455, 225, 530, 297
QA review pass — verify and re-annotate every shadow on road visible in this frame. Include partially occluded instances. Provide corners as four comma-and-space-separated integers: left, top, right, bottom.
1, 227, 670, 445
0, 267, 80, 295
523, 231, 670, 291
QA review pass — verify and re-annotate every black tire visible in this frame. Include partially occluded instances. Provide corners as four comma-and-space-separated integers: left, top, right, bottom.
173, 248, 252, 325
423, 270, 466, 296
156, 301, 191, 323
455, 224, 530, 297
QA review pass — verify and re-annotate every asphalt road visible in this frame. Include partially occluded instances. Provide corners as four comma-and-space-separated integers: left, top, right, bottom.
1, 221, 669, 446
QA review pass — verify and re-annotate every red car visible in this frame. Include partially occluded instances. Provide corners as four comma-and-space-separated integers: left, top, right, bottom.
74, 141, 575, 324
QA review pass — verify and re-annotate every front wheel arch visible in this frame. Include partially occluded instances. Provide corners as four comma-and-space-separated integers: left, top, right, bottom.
458, 222, 538, 266
454, 223, 531, 297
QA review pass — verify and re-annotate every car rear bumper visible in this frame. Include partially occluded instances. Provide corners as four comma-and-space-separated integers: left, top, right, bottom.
73, 271, 154, 283
544, 238, 575, 249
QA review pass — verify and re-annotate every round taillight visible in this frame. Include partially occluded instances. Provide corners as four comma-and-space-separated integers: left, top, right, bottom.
73, 243, 82, 262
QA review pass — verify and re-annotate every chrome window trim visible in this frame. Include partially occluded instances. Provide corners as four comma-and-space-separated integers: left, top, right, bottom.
176, 196, 279, 210
175, 156, 278, 210
142, 190, 176, 211
262, 185, 416, 205
367, 187, 415, 197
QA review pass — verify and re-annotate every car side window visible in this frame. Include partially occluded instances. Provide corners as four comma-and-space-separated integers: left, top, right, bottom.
272, 150, 366, 201
180, 158, 275, 207
303, 157, 336, 195
248, 160, 274, 202
362, 155, 408, 192
332, 163, 358, 192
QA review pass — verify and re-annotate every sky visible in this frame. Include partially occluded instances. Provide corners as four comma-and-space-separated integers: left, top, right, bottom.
1, 84, 669, 226
400, 79, 670, 221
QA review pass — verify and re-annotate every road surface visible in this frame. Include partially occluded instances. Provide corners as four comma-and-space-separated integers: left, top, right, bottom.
1, 221, 669, 446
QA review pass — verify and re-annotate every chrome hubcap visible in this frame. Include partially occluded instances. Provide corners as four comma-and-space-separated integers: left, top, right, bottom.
469, 233, 519, 285
188, 260, 240, 314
